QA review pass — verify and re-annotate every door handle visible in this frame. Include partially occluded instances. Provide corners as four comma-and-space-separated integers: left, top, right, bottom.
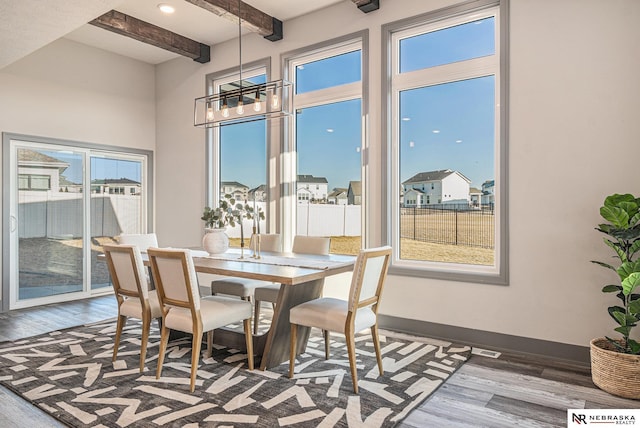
10, 215, 17, 232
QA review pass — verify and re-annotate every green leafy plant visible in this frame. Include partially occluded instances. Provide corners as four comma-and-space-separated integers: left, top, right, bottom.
592, 193, 640, 354
201, 194, 266, 229
201, 194, 239, 229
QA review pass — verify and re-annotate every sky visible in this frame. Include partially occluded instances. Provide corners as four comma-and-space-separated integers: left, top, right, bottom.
41, 151, 142, 184
218, 16, 496, 191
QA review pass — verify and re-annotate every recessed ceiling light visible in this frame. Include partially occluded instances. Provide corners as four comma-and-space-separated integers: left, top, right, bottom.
158, 3, 175, 14
409, 141, 415, 148
456, 139, 462, 143
432, 129, 440, 134
402, 117, 410, 121
326, 128, 334, 133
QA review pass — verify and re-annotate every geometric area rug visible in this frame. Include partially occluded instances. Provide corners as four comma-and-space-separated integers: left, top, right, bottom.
0, 318, 471, 427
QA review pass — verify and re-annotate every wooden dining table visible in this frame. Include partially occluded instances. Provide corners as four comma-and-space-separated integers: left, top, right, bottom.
191, 249, 355, 370
104, 248, 355, 370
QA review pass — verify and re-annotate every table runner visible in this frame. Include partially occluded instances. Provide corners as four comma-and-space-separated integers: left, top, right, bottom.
190, 249, 351, 270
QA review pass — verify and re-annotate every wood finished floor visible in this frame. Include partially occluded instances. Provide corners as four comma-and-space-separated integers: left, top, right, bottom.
0, 295, 637, 427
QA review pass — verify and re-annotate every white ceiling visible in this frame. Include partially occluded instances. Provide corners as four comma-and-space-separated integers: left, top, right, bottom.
0, 0, 344, 68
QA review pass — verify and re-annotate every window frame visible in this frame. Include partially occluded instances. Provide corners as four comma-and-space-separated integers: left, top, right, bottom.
382, 0, 509, 285
204, 59, 271, 213
283, 33, 368, 252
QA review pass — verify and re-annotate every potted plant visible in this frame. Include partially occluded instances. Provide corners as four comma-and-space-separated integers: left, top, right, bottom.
201, 194, 240, 255
591, 193, 640, 399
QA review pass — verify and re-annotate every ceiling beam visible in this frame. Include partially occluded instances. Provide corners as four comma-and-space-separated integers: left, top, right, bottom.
184, 0, 283, 42
352, 0, 380, 13
90, 10, 210, 63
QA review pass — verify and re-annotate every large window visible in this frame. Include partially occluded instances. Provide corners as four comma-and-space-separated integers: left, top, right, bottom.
386, 2, 507, 283
208, 66, 268, 246
288, 39, 364, 255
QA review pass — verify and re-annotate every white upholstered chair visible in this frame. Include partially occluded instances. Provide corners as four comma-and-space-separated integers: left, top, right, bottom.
253, 235, 331, 330
118, 233, 159, 251
288, 246, 392, 393
210, 233, 282, 333
103, 244, 163, 373
148, 247, 254, 393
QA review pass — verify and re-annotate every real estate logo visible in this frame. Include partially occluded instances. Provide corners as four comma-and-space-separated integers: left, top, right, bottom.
568, 409, 638, 426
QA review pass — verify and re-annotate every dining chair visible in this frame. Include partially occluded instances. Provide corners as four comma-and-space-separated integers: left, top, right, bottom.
103, 244, 163, 373
117, 233, 159, 250
253, 235, 331, 331
288, 246, 392, 393
148, 247, 254, 393
210, 233, 282, 334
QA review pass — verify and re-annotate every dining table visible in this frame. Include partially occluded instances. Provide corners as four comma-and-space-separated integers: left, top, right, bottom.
103, 247, 356, 370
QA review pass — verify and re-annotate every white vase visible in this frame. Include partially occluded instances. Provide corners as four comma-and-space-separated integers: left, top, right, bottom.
202, 228, 229, 255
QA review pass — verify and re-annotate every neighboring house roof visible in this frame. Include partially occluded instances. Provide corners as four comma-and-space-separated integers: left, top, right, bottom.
297, 174, 328, 184
221, 181, 249, 189
328, 188, 347, 198
348, 181, 361, 196
249, 184, 266, 193
470, 187, 482, 194
482, 179, 495, 187
92, 178, 140, 185
18, 149, 69, 170
403, 169, 471, 184
60, 177, 79, 186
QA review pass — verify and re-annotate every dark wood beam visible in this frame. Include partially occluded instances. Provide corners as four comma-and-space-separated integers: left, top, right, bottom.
184, 0, 283, 41
90, 10, 210, 63
352, 0, 380, 13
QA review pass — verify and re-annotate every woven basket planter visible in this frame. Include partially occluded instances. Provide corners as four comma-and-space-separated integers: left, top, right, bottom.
590, 338, 640, 400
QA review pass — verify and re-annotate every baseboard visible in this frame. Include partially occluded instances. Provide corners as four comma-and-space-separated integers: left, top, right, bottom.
378, 314, 591, 365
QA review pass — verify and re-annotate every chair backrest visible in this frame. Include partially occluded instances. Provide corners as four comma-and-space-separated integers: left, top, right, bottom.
292, 235, 330, 255
348, 246, 392, 313
147, 248, 200, 311
118, 233, 159, 251
103, 244, 149, 301
250, 233, 282, 252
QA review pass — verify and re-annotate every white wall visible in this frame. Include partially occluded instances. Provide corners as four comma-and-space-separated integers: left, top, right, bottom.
153, 0, 640, 350
0, 38, 156, 304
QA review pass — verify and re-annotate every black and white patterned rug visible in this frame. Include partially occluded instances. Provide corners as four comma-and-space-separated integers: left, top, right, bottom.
0, 319, 471, 427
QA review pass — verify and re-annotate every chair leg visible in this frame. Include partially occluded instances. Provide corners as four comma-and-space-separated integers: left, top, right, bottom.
253, 300, 261, 335
345, 325, 359, 394
140, 313, 151, 373
243, 319, 254, 370
206, 331, 213, 358
112, 314, 127, 362
190, 326, 203, 393
323, 330, 330, 360
371, 324, 384, 376
289, 323, 298, 378
156, 322, 170, 380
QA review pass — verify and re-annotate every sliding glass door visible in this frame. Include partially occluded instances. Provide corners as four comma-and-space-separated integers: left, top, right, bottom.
6, 138, 150, 309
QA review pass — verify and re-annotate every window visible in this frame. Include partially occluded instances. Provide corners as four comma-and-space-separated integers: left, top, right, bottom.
287, 37, 365, 255
385, 1, 507, 283
207, 64, 269, 247
18, 174, 51, 191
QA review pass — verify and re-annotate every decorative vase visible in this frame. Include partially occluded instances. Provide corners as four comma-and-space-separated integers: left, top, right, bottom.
202, 228, 229, 255
590, 338, 640, 400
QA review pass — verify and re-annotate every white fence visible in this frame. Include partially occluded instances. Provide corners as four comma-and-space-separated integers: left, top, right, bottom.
18, 193, 142, 239
225, 203, 361, 238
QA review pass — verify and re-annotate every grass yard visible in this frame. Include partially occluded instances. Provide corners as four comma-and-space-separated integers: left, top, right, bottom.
231, 235, 494, 265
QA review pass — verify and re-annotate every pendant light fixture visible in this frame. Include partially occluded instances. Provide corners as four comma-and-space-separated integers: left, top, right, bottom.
194, 0, 291, 128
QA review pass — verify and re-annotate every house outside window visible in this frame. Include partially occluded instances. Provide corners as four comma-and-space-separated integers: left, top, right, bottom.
385, 0, 508, 284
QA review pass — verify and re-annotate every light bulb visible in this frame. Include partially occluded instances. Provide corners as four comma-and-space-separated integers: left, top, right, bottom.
236, 99, 244, 114
271, 94, 279, 109
221, 99, 229, 118
253, 90, 262, 112
206, 105, 214, 121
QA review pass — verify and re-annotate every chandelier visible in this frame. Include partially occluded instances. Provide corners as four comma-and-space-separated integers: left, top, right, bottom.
194, 0, 292, 128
